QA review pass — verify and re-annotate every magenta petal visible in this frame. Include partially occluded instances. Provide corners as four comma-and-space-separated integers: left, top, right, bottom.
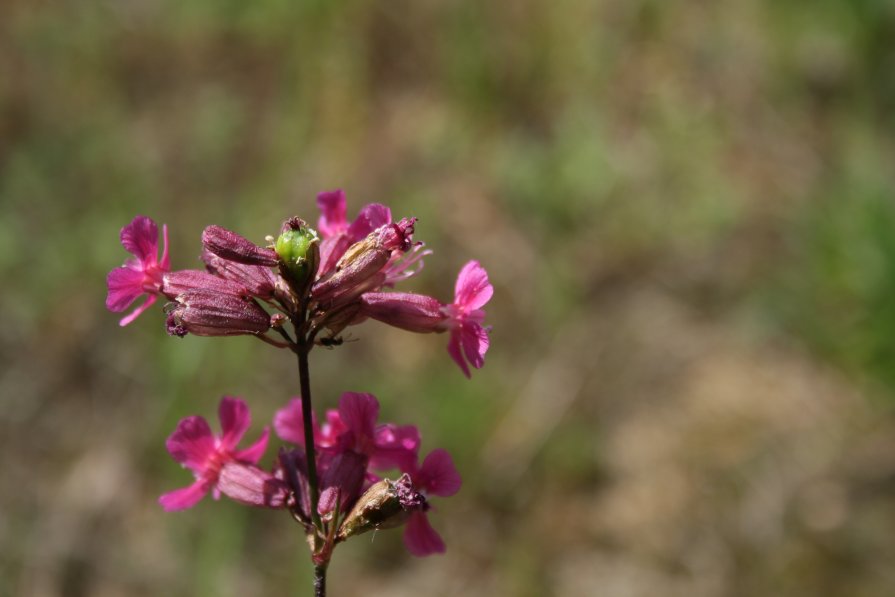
417, 449, 462, 497
106, 266, 147, 311
447, 330, 471, 378
338, 392, 379, 442
347, 203, 392, 241
461, 324, 489, 371
159, 480, 210, 511
371, 424, 420, 473
119, 294, 158, 326
403, 511, 446, 557
159, 224, 170, 269
274, 398, 310, 445
120, 216, 159, 263
166, 416, 215, 471
319, 410, 348, 448
454, 260, 493, 311
218, 396, 251, 451
234, 426, 269, 465
317, 189, 348, 238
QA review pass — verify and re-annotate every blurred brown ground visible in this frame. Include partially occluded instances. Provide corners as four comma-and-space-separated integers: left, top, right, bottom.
2, 1, 895, 596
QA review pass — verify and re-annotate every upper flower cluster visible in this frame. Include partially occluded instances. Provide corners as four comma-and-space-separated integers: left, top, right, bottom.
106, 190, 493, 376
163, 394, 460, 557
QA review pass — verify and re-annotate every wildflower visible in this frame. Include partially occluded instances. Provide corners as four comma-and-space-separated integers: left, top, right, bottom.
325, 392, 420, 473
358, 260, 492, 377
160, 396, 270, 511
441, 260, 493, 378
106, 216, 170, 326
402, 449, 462, 557
316, 189, 392, 275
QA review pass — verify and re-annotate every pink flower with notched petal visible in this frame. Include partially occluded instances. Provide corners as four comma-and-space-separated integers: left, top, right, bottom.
106, 216, 170, 326
160, 396, 270, 512
440, 260, 493, 378
402, 448, 462, 557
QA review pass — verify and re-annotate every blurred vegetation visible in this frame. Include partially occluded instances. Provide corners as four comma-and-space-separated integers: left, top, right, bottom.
2, 0, 895, 596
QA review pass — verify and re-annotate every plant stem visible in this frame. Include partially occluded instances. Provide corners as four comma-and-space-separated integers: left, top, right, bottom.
314, 563, 327, 597
297, 346, 323, 533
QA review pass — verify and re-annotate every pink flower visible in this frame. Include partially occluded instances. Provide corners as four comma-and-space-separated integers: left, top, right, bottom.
403, 449, 462, 557
274, 393, 420, 474
273, 398, 319, 447
316, 189, 392, 274
160, 396, 270, 511
106, 216, 170, 326
441, 260, 493, 378
329, 392, 420, 473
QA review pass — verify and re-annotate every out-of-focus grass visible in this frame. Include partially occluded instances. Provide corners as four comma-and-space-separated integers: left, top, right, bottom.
2, 0, 895, 595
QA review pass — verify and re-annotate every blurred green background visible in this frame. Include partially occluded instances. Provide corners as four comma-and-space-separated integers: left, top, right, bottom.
3, 1, 895, 596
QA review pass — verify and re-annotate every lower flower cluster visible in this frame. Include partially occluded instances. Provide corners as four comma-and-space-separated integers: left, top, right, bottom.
161, 394, 460, 557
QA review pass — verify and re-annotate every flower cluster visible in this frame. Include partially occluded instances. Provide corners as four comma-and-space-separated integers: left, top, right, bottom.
106, 189, 493, 377
107, 190, 492, 571
161, 394, 460, 557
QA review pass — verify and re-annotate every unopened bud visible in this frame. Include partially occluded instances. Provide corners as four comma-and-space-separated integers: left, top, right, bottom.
162, 270, 249, 299
275, 218, 320, 298
165, 290, 272, 337
202, 225, 279, 266
337, 474, 426, 542
202, 250, 277, 299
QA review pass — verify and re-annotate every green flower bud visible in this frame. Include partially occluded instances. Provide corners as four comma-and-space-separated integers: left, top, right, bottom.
275, 218, 320, 299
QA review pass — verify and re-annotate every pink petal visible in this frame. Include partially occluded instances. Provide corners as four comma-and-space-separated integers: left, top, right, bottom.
416, 449, 462, 497
454, 260, 493, 311
317, 189, 348, 238
371, 424, 420, 473
234, 426, 269, 464
218, 396, 251, 451
338, 392, 379, 443
166, 416, 215, 471
274, 398, 314, 445
447, 330, 471, 378
347, 203, 391, 241
403, 511, 446, 557
106, 266, 147, 312
318, 410, 348, 448
159, 224, 170, 269
461, 323, 489, 371
120, 216, 159, 264
159, 480, 210, 511
119, 294, 158, 327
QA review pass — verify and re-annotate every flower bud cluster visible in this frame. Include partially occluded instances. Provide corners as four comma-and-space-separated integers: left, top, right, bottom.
106, 190, 493, 376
